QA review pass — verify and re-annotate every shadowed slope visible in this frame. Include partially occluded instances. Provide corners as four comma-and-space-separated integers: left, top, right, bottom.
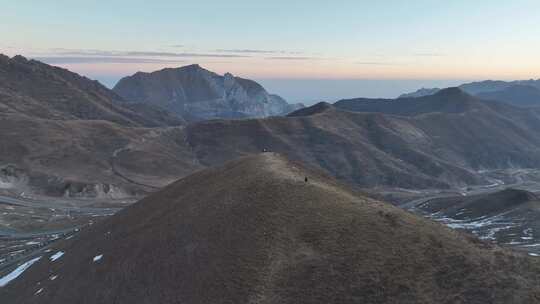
186, 89, 540, 189
477, 85, 540, 107
0, 114, 199, 198
2, 154, 539, 303
0, 54, 183, 127
400, 80, 540, 108
287, 101, 333, 117
335, 88, 483, 116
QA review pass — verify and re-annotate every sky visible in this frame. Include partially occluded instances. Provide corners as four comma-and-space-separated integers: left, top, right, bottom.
1, 0, 540, 103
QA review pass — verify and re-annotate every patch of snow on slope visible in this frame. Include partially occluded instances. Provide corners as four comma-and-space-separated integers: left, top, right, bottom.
93, 254, 103, 262
50, 251, 64, 262
0, 256, 41, 287
429, 211, 520, 240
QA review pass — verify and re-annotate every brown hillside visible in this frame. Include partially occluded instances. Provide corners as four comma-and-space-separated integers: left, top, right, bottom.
1, 154, 539, 303
0, 54, 183, 127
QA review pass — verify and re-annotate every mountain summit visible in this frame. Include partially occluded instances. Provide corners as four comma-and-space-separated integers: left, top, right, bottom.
113, 65, 303, 121
2, 153, 539, 303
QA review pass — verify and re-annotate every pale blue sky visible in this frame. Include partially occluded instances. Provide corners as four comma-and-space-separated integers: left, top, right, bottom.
1, 1, 539, 102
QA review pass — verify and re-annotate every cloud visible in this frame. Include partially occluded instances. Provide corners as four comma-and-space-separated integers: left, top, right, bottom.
169, 44, 184, 48
355, 61, 399, 66
33, 56, 186, 64
413, 53, 446, 57
216, 49, 279, 54
216, 49, 304, 55
126, 51, 248, 58
265, 56, 316, 60
49, 48, 250, 58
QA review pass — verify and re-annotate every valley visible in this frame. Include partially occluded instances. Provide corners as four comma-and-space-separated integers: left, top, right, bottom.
0, 194, 126, 272
398, 168, 540, 256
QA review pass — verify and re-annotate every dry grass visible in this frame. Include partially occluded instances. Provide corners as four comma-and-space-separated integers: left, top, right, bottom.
2, 153, 540, 303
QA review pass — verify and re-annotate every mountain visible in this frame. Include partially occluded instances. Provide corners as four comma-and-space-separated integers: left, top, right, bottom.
476, 84, 540, 107
398, 87, 440, 98
399, 79, 540, 107
0, 55, 192, 198
184, 103, 482, 189
181, 88, 540, 190
459, 79, 540, 94
113, 64, 303, 121
0, 54, 183, 127
9, 74, 540, 199
0, 114, 201, 199
287, 101, 333, 117
460, 80, 516, 95
2, 154, 539, 303
412, 188, 540, 253
3, 57, 540, 198
336, 87, 482, 116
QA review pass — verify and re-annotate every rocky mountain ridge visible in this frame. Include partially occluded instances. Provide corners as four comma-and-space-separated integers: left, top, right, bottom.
113, 64, 303, 121
399, 79, 540, 107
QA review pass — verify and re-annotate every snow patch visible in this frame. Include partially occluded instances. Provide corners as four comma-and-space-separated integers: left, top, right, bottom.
35, 288, 43, 295
93, 254, 103, 262
49, 275, 57, 281
0, 256, 41, 287
50, 251, 64, 262
0, 180, 14, 189
428, 210, 520, 240
522, 243, 540, 248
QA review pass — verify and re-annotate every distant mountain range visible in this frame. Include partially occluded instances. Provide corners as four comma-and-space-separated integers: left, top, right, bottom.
113, 64, 303, 121
0, 55, 303, 199
4, 54, 540, 198
5, 55, 540, 304
400, 79, 540, 107
183, 88, 540, 190
3, 154, 539, 303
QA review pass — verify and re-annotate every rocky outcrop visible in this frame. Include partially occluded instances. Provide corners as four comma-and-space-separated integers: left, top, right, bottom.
113, 64, 303, 121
